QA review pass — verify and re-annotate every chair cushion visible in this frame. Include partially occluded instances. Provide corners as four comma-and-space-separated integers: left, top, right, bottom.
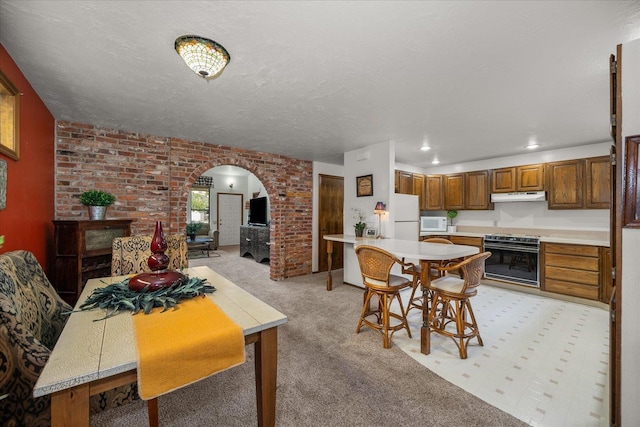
365, 274, 411, 289
429, 276, 466, 294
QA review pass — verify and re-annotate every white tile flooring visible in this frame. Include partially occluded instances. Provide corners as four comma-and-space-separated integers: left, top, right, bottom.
392, 283, 610, 426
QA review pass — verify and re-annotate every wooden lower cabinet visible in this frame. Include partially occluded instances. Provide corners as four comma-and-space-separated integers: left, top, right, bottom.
421, 235, 484, 251
541, 242, 601, 300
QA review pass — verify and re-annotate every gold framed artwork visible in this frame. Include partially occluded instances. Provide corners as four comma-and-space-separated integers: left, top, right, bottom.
356, 174, 373, 197
624, 134, 640, 227
0, 70, 20, 160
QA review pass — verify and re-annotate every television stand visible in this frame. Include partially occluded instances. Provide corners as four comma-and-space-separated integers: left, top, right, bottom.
240, 225, 270, 263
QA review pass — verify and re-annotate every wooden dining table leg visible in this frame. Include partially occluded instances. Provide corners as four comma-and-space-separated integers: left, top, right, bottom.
254, 326, 278, 427
51, 382, 90, 427
326, 239, 334, 291
420, 260, 431, 355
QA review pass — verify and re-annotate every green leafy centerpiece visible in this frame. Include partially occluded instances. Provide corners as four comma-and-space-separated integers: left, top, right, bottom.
78, 275, 215, 320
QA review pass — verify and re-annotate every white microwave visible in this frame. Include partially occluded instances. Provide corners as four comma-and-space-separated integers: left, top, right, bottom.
420, 216, 448, 232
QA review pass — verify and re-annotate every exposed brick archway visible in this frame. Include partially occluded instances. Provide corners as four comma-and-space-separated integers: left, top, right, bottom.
55, 121, 313, 281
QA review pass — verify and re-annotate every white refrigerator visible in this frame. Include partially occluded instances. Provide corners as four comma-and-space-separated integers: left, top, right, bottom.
392, 194, 420, 240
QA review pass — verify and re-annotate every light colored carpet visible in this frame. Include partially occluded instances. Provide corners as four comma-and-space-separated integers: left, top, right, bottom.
91, 246, 527, 426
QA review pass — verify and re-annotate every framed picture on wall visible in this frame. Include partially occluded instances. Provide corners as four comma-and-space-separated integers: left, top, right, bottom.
356, 174, 373, 197
0, 70, 20, 161
624, 134, 640, 227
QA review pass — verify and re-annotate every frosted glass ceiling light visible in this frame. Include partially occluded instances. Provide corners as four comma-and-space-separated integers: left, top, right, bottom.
175, 35, 230, 79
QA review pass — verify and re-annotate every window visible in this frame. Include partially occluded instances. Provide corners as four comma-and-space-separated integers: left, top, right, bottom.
189, 188, 210, 224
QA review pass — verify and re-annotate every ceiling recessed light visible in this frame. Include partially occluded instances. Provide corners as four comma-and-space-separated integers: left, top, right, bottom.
432, 159, 440, 165
420, 145, 431, 152
526, 143, 539, 150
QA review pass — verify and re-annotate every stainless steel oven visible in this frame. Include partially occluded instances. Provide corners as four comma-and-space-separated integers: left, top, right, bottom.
483, 234, 540, 287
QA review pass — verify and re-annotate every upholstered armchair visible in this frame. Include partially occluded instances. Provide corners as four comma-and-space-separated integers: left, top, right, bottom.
111, 234, 188, 276
0, 250, 71, 426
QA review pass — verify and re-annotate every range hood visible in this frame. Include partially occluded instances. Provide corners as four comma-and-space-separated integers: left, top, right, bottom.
490, 191, 547, 203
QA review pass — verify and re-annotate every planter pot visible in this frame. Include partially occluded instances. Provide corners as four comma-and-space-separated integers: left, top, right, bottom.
355, 229, 364, 237
447, 225, 457, 233
189, 233, 196, 241
88, 206, 107, 220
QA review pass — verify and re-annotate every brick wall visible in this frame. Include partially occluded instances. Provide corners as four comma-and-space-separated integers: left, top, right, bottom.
55, 121, 313, 280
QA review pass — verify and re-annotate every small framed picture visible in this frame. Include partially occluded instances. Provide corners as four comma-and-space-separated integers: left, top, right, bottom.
356, 174, 373, 197
366, 227, 378, 237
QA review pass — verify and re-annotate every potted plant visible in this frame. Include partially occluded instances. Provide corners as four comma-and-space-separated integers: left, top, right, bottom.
79, 190, 115, 220
446, 210, 458, 232
352, 208, 367, 237
186, 221, 204, 241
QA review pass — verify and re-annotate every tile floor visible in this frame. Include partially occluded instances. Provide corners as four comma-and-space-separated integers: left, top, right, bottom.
392, 283, 610, 427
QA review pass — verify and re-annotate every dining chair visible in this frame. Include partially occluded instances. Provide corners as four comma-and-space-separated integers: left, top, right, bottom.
427, 251, 492, 359
355, 245, 416, 349
404, 237, 456, 315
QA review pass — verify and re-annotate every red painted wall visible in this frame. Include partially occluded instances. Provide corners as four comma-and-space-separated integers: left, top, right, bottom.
0, 44, 55, 273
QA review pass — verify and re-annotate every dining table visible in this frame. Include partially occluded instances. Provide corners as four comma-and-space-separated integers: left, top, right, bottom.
33, 265, 288, 427
322, 235, 479, 354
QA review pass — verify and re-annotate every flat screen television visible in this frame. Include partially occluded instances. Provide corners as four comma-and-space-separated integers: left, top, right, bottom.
249, 196, 268, 226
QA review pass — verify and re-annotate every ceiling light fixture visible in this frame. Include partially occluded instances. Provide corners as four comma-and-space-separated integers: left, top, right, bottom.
432, 158, 440, 165
175, 35, 230, 79
420, 145, 431, 152
526, 143, 539, 150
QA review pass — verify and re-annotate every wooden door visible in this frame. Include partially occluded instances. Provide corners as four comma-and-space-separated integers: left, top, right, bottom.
586, 156, 611, 208
318, 174, 343, 272
546, 160, 584, 209
444, 173, 464, 210
217, 193, 243, 246
609, 44, 621, 427
425, 175, 444, 210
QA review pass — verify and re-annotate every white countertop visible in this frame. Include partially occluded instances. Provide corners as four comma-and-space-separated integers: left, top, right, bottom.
419, 231, 609, 247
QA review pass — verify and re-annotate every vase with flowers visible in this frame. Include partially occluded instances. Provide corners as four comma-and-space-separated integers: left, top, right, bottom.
352, 208, 367, 237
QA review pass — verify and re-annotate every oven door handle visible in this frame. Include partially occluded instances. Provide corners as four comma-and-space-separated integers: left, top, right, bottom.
484, 243, 539, 253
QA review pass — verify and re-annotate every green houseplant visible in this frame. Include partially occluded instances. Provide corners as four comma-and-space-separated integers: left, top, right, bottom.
446, 210, 458, 232
186, 221, 204, 241
79, 190, 115, 220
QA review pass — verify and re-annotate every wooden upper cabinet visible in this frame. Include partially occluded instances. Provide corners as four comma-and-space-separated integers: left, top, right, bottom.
517, 164, 545, 191
465, 170, 493, 210
492, 164, 544, 193
412, 173, 425, 210
547, 159, 585, 209
396, 170, 413, 194
424, 175, 444, 210
492, 167, 516, 192
585, 156, 611, 209
444, 173, 465, 210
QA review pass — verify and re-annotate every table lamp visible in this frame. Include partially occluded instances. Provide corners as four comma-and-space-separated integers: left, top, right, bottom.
374, 201, 386, 238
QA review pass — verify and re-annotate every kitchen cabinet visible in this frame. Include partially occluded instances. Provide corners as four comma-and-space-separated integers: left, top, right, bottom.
421, 235, 484, 250
424, 175, 444, 210
53, 219, 133, 305
585, 156, 611, 208
395, 170, 413, 194
492, 164, 545, 193
444, 173, 465, 210
412, 173, 425, 210
465, 170, 493, 210
547, 157, 610, 209
541, 242, 601, 300
546, 159, 585, 209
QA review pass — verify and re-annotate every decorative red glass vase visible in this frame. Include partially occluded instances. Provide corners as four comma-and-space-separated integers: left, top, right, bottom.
128, 220, 185, 292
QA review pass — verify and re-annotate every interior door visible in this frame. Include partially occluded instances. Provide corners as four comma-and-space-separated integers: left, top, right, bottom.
318, 174, 343, 272
217, 193, 243, 246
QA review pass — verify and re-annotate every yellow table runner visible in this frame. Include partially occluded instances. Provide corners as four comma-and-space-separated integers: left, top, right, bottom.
133, 296, 246, 400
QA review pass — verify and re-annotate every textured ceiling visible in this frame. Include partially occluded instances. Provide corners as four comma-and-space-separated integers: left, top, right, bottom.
1, 1, 639, 167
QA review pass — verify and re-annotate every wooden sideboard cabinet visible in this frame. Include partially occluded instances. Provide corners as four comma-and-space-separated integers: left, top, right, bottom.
53, 219, 132, 305
240, 225, 270, 263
